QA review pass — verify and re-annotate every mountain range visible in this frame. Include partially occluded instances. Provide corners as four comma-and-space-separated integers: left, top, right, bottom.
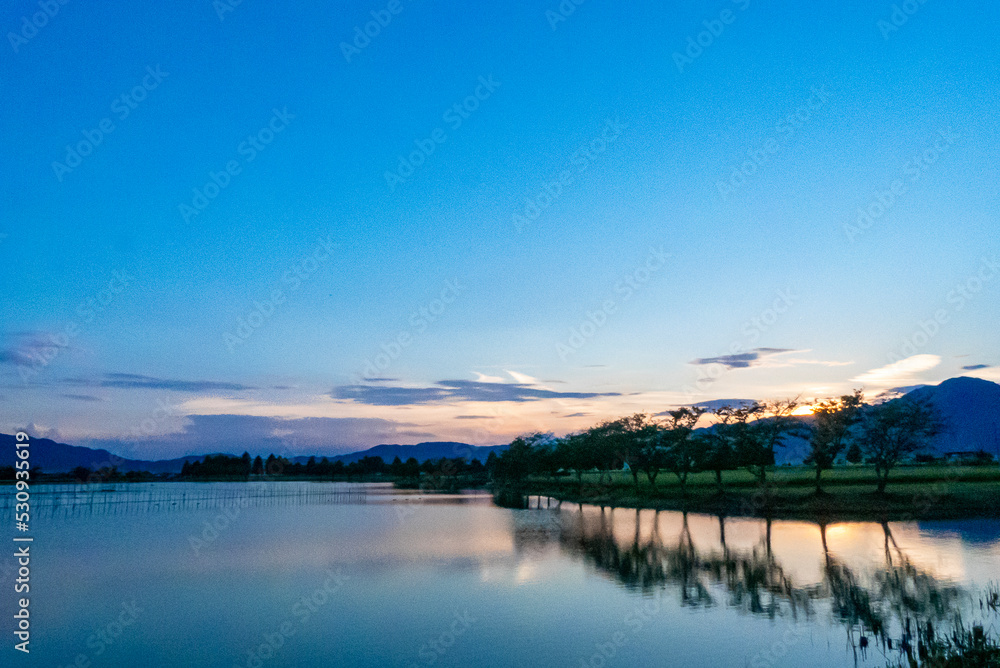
0, 435, 506, 474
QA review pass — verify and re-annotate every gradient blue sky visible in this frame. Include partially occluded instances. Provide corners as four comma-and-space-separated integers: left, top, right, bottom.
2, 0, 998, 458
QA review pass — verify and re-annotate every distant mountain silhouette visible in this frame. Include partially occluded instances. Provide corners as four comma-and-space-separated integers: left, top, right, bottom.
0, 434, 505, 473
293, 441, 506, 465
905, 376, 1000, 457
0, 434, 204, 474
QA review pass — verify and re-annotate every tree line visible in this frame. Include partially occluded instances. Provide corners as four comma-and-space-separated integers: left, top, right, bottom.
492, 391, 948, 494
177, 452, 487, 483
15, 453, 489, 484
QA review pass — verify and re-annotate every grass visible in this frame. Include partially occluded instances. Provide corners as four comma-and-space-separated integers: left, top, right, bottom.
520, 464, 1000, 521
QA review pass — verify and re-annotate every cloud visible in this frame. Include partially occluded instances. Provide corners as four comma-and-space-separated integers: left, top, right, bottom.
851, 354, 941, 388
0, 331, 73, 366
331, 379, 621, 406
764, 357, 853, 368
690, 348, 796, 370
563, 412, 590, 418
0, 349, 26, 365
79, 414, 420, 459
688, 399, 757, 411
332, 385, 450, 405
506, 370, 539, 385
60, 393, 104, 402
962, 364, 991, 370
455, 415, 491, 420
66, 373, 257, 392
874, 385, 927, 401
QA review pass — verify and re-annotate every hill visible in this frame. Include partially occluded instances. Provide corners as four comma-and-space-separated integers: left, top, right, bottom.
0, 434, 504, 474
0, 434, 203, 474
905, 376, 1000, 457
292, 441, 506, 465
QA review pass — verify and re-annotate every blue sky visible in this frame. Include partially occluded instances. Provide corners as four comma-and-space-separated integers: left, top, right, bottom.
2, 0, 998, 458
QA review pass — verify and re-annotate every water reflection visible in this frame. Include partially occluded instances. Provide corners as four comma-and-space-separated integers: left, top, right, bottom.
519, 501, 984, 664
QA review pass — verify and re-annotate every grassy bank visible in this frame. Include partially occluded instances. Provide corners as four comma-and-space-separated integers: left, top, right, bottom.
519, 464, 1000, 521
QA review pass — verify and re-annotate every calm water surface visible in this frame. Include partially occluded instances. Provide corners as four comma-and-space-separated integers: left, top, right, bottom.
2, 482, 998, 667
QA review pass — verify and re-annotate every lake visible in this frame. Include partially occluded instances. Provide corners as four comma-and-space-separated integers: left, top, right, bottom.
3, 481, 998, 667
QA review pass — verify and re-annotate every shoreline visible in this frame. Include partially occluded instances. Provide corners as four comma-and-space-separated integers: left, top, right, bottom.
515, 481, 1000, 522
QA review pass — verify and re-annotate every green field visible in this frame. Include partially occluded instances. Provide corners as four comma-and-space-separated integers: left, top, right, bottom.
521, 464, 1000, 521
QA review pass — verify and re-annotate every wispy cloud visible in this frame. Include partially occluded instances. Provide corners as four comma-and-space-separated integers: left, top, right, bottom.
505, 370, 539, 385
689, 348, 849, 371
0, 349, 23, 364
331, 379, 621, 406
688, 398, 757, 411
851, 354, 941, 388
65, 373, 257, 392
690, 347, 796, 370
60, 393, 104, 402
874, 385, 927, 401
473, 372, 506, 383
962, 364, 991, 370
0, 331, 71, 365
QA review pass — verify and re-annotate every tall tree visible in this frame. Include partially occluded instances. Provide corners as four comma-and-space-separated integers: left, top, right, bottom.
598, 414, 653, 490
857, 398, 941, 493
389, 456, 404, 477
494, 433, 550, 483
741, 399, 801, 485
556, 432, 594, 489
659, 407, 706, 494
702, 407, 742, 493
585, 420, 629, 485
805, 389, 863, 493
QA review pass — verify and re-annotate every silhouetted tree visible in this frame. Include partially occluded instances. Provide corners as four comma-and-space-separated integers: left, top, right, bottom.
857, 399, 941, 493
403, 457, 421, 479
389, 456, 404, 477
316, 457, 332, 476
738, 399, 801, 485
805, 389, 863, 493
703, 407, 743, 492
659, 407, 706, 494
265, 454, 279, 476
595, 414, 653, 489
585, 421, 627, 484
556, 432, 595, 488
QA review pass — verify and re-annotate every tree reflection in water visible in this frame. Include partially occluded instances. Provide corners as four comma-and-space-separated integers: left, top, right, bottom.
513, 500, 975, 665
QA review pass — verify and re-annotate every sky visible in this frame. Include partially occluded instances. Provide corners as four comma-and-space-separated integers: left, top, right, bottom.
1, 0, 998, 459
